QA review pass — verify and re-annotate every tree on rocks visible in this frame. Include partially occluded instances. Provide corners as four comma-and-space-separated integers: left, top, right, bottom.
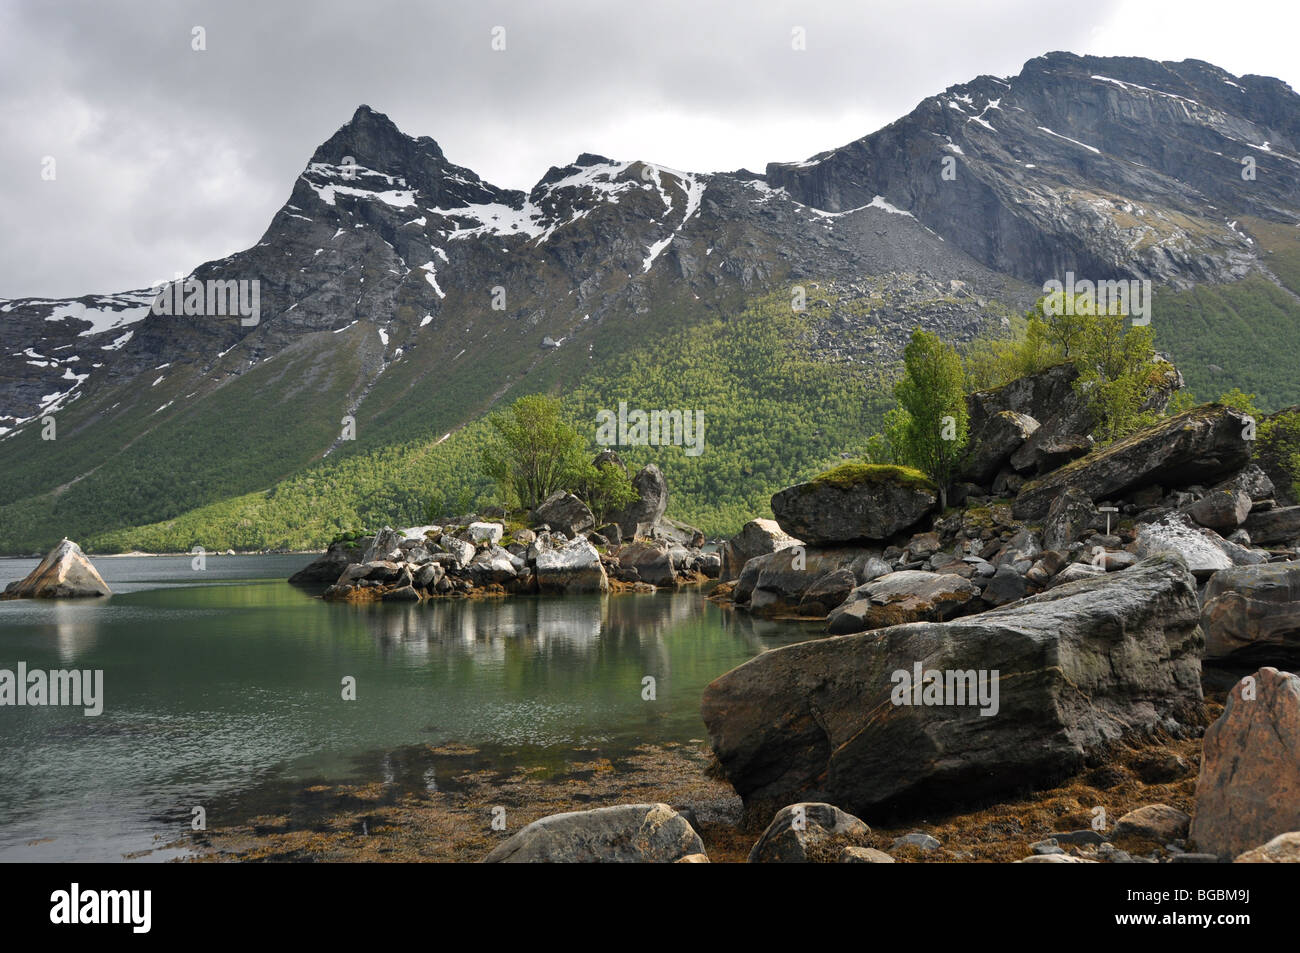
886, 329, 968, 509
480, 395, 585, 511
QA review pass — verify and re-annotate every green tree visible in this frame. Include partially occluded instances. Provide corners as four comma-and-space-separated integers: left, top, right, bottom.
574, 458, 638, 525
480, 395, 586, 511
1073, 310, 1160, 443
887, 329, 969, 508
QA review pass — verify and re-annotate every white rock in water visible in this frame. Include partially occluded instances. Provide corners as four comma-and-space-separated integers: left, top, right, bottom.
2, 539, 111, 599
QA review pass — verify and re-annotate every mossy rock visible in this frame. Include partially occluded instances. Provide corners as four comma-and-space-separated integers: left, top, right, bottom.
810, 463, 936, 492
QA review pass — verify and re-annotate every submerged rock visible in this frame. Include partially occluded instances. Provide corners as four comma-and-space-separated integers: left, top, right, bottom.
702, 554, 1204, 821
481, 803, 704, 863
2, 539, 111, 599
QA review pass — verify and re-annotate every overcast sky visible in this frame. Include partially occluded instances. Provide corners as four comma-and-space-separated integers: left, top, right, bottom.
2, 0, 1297, 299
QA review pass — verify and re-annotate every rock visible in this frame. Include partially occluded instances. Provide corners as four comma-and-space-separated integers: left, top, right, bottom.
892, 831, 941, 851
481, 803, 704, 863
382, 585, 421, 602
535, 538, 609, 594
1134, 513, 1233, 581
592, 523, 621, 547
467, 521, 504, 546
1017, 854, 1099, 863
826, 571, 980, 634
289, 538, 366, 584
466, 545, 522, 586
969, 363, 1092, 476
1234, 832, 1300, 863
770, 464, 937, 544
1191, 667, 1300, 859
698, 552, 721, 578
1234, 464, 1275, 503
1188, 484, 1253, 532
592, 449, 626, 474
531, 492, 594, 539
796, 568, 858, 616
674, 853, 710, 863
610, 464, 669, 540
747, 802, 871, 863
840, 846, 895, 863
736, 545, 884, 609
1019, 434, 1093, 474
1114, 804, 1191, 842
1201, 562, 1300, 664
961, 410, 1039, 484
1243, 505, 1300, 546
2, 539, 111, 599
615, 539, 678, 588
1042, 487, 1102, 551
1014, 406, 1254, 521
719, 518, 802, 582
412, 562, 444, 591
981, 564, 1028, 606
1132, 752, 1191, 784
702, 554, 1204, 820
361, 526, 404, 563
434, 534, 473, 568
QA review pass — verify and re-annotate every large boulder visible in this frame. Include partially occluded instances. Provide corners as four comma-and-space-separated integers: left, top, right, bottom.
2, 539, 111, 599
468, 521, 505, 546
748, 803, 871, 863
289, 537, 368, 585
531, 492, 594, 539
1191, 667, 1300, 859
968, 363, 1089, 473
1134, 513, 1234, 581
735, 546, 886, 609
720, 518, 801, 582
1201, 562, 1300, 664
465, 545, 523, 586
961, 410, 1039, 484
610, 464, 669, 540
1235, 832, 1300, 863
770, 464, 937, 545
1242, 505, 1300, 546
1042, 487, 1102, 552
614, 539, 678, 588
535, 538, 609, 594
827, 571, 980, 635
1013, 406, 1254, 521
481, 803, 704, 863
361, 526, 405, 563
1187, 484, 1253, 533
702, 553, 1204, 820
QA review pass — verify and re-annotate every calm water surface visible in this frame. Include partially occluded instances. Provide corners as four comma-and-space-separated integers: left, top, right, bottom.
0, 554, 814, 861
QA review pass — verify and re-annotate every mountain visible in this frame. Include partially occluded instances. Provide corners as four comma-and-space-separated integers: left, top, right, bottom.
1, 52, 1298, 553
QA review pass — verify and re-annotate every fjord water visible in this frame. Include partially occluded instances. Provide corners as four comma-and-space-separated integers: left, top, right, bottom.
0, 555, 809, 861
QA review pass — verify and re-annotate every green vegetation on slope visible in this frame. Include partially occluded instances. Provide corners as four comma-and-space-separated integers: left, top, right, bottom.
85, 290, 893, 551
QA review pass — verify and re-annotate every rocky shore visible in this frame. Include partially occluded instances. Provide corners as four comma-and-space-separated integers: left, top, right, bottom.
258, 361, 1300, 861
291, 461, 722, 602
